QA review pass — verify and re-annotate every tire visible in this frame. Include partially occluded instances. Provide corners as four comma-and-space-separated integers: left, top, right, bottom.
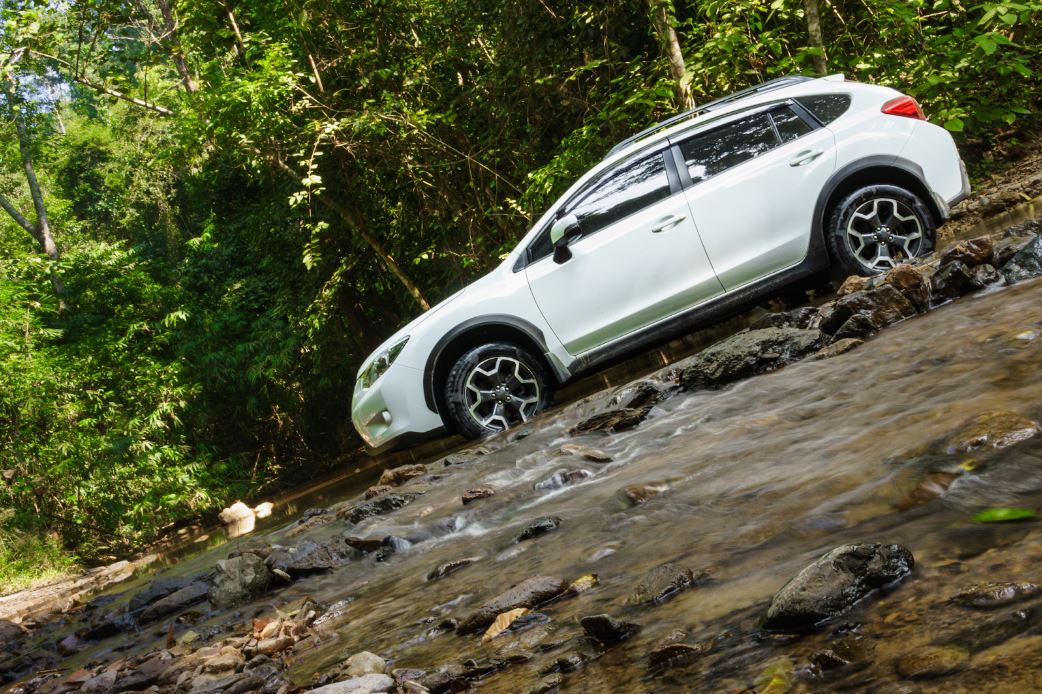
443, 342, 553, 439
826, 184, 935, 277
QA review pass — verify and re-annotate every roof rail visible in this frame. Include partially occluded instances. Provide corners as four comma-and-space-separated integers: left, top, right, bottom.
606, 75, 814, 157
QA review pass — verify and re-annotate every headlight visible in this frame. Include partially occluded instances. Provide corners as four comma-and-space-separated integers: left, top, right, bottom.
357, 337, 409, 390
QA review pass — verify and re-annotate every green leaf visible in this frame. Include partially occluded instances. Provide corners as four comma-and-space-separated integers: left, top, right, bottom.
943, 117, 965, 132
973, 508, 1038, 523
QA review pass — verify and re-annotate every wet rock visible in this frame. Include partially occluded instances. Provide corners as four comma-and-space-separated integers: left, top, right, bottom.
949, 582, 1041, 609
812, 338, 863, 360
80, 671, 118, 693
972, 263, 1002, 289
543, 654, 584, 673
559, 443, 612, 462
417, 663, 468, 693
608, 380, 665, 409
763, 543, 914, 631
227, 539, 272, 559
514, 516, 562, 543
364, 485, 393, 500
344, 536, 385, 553
378, 463, 427, 487
56, 634, 80, 656
940, 236, 994, 267
678, 328, 825, 390
527, 675, 563, 694
210, 553, 271, 608
647, 642, 704, 672
946, 411, 1040, 453
629, 563, 700, 605
881, 264, 932, 312
461, 486, 496, 504
300, 507, 329, 521
931, 261, 977, 300
441, 447, 491, 467
139, 580, 211, 622
895, 646, 967, 679
129, 575, 192, 611
344, 651, 387, 676
309, 674, 396, 693
256, 635, 294, 656
535, 470, 592, 491
0, 620, 25, 649
895, 471, 960, 509
620, 482, 670, 506
993, 235, 1035, 267
949, 607, 1037, 652
833, 311, 880, 340
457, 576, 568, 633
202, 650, 245, 674
751, 306, 821, 330
580, 614, 640, 644
344, 493, 419, 524
265, 539, 348, 575
112, 668, 159, 692
820, 285, 916, 336
569, 406, 652, 435
837, 275, 869, 295
427, 557, 480, 581
1001, 235, 1042, 284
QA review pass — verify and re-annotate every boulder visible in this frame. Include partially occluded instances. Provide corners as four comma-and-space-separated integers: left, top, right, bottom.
129, 576, 192, 611
457, 576, 568, 633
811, 338, 863, 360
763, 543, 914, 631
749, 306, 821, 330
364, 485, 392, 499
210, 553, 271, 608
0, 620, 25, 650
946, 411, 1040, 453
880, 263, 932, 312
931, 260, 978, 300
678, 328, 824, 391
1002, 235, 1042, 284
378, 464, 427, 487
309, 674, 396, 693
819, 285, 916, 336
836, 275, 869, 295
940, 236, 993, 267
619, 482, 670, 506
629, 563, 700, 605
139, 580, 211, 622
607, 380, 665, 409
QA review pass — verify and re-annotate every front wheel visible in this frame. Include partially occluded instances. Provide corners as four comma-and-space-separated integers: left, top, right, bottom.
826, 184, 935, 277
443, 342, 553, 439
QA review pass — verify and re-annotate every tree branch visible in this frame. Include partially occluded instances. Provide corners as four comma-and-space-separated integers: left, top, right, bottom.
0, 190, 38, 240
28, 50, 176, 116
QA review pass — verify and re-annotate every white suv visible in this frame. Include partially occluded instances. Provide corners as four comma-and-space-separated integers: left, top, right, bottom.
352, 74, 970, 451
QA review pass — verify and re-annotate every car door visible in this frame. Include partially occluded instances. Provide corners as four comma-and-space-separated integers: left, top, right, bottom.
674, 104, 837, 291
524, 150, 724, 356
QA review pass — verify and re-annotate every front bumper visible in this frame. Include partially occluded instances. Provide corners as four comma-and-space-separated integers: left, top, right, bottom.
351, 363, 444, 451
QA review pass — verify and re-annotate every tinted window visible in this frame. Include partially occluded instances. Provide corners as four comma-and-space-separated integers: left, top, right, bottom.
679, 112, 777, 183
526, 152, 670, 263
795, 94, 851, 124
568, 153, 670, 237
770, 105, 813, 143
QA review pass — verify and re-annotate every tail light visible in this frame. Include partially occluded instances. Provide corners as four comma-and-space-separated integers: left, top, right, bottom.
881, 95, 925, 120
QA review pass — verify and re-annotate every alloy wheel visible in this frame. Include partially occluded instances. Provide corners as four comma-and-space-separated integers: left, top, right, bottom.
463, 356, 541, 431
844, 197, 924, 273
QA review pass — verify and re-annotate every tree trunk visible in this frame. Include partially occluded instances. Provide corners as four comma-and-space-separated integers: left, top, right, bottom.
803, 0, 828, 75
155, 0, 199, 93
1, 76, 66, 305
646, 0, 694, 110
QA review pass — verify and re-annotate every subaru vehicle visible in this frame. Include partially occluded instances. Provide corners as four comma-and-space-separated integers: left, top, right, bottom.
352, 74, 970, 452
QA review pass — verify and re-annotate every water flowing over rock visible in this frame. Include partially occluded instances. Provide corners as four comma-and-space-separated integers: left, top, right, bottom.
949, 582, 1041, 609
946, 411, 1041, 453
763, 543, 914, 631
514, 516, 562, 543
461, 486, 496, 504
678, 328, 824, 390
310, 674, 396, 693
139, 580, 211, 622
895, 646, 968, 679
265, 539, 350, 576
456, 576, 568, 633
629, 563, 701, 605
210, 553, 271, 608
608, 380, 666, 409
427, 557, 480, 582
749, 306, 821, 330
343, 492, 420, 524
129, 575, 192, 612
569, 406, 653, 435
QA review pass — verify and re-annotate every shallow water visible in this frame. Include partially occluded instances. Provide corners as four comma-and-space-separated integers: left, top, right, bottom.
16, 212, 1042, 693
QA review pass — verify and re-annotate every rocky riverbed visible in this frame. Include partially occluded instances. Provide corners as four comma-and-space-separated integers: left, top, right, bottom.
6, 190, 1042, 692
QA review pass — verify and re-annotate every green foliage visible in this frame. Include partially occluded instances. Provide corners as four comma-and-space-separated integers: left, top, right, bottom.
973, 507, 1038, 523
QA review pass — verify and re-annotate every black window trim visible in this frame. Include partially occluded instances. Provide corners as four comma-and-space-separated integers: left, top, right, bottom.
515, 146, 678, 271
668, 98, 821, 190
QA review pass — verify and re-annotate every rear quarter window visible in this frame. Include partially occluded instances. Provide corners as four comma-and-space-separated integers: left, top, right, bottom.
795, 94, 852, 125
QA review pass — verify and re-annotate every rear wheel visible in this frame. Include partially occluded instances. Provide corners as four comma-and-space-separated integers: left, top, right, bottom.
443, 342, 553, 439
827, 184, 935, 276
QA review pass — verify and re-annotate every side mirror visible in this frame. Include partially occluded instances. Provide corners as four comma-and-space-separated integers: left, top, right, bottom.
550, 213, 581, 264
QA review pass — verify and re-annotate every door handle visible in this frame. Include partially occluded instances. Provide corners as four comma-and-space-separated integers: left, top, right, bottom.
789, 149, 825, 167
651, 214, 686, 233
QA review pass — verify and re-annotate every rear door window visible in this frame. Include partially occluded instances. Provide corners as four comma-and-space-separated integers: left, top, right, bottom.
770, 105, 813, 143
678, 112, 778, 184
